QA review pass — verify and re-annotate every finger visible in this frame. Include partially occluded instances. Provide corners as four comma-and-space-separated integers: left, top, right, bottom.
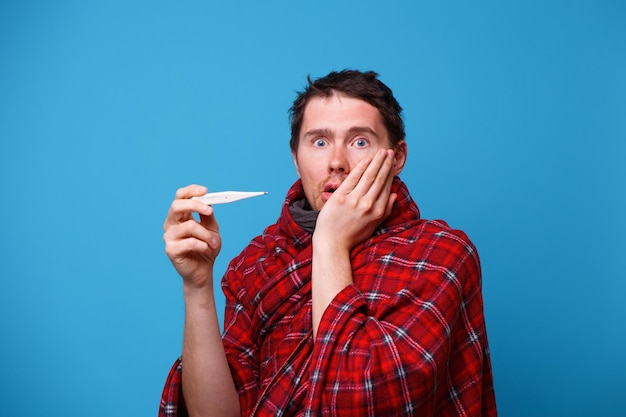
165, 237, 213, 260
336, 154, 373, 194
164, 223, 221, 262
164, 197, 215, 230
199, 211, 220, 234
175, 184, 208, 200
385, 192, 397, 217
379, 151, 396, 198
353, 149, 394, 200
164, 219, 217, 247
372, 149, 395, 195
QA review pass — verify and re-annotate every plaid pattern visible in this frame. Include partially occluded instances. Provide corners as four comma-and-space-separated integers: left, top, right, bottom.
159, 178, 496, 417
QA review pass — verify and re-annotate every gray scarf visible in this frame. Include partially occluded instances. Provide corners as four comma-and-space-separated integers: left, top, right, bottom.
288, 199, 319, 233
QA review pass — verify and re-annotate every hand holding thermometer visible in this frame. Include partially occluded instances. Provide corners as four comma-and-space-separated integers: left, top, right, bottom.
192, 191, 268, 205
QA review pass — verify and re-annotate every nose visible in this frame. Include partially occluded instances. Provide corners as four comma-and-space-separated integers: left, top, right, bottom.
328, 147, 349, 174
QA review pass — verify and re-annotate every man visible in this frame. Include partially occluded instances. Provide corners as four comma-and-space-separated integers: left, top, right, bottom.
160, 70, 497, 417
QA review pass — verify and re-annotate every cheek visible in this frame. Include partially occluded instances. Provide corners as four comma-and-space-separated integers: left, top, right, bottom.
298, 156, 324, 177
350, 147, 378, 164
300, 168, 320, 187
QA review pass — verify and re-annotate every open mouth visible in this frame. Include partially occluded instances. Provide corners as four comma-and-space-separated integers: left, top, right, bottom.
322, 183, 339, 201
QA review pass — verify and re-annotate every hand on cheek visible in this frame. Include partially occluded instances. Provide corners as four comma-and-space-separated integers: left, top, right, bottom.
314, 149, 396, 251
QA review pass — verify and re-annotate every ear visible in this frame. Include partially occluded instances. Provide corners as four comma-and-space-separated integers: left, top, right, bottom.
292, 151, 301, 178
392, 140, 407, 176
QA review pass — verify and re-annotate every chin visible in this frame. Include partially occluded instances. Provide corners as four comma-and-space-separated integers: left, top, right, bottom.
311, 199, 325, 211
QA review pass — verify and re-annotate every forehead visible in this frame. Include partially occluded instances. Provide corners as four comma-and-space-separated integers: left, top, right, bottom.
301, 94, 386, 133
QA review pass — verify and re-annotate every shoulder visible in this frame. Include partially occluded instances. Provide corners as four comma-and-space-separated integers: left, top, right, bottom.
368, 217, 481, 288
411, 219, 482, 293
420, 219, 478, 256
377, 217, 478, 259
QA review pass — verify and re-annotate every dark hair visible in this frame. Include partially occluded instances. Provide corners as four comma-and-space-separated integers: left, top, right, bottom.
288, 69, 405, 153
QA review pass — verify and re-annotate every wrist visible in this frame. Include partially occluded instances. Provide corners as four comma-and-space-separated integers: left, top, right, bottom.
312, 232, 350, 255
183, 281, 216, 308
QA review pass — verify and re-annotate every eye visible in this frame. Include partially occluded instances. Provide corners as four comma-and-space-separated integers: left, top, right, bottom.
353, 137, 369, 148
313, 138, 327, 147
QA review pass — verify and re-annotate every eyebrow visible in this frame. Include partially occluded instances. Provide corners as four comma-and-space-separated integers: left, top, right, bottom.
302, 126, 380, 140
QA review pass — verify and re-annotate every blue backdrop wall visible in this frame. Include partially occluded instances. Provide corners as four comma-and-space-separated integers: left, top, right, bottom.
1, 1, 624, 416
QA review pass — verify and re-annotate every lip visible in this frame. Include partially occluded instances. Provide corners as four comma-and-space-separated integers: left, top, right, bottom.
321, 182, 340, 201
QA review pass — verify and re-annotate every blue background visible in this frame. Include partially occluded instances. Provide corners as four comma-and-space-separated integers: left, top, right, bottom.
1, 1, 624, 416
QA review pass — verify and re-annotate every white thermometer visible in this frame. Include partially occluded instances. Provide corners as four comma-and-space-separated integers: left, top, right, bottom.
192, 191, 268, 205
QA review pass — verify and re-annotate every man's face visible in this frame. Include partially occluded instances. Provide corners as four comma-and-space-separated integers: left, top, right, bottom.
292, 94, 406, 211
